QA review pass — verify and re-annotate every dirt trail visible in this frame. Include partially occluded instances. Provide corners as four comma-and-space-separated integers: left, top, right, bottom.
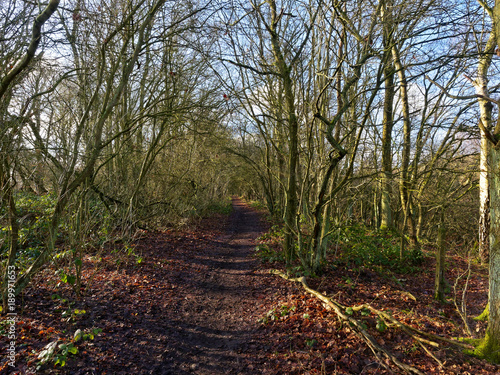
11, 197, 292, 375
155, 197, 271, 374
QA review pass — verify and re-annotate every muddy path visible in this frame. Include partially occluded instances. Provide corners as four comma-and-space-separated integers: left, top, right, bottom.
23, 196, 294, 375
153, 197, 274, 374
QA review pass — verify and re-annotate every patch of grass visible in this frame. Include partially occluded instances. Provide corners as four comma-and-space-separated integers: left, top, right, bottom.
204, 200, 233, 215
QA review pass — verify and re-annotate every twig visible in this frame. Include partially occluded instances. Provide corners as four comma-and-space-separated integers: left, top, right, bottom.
415, 338, 444, 368
424, 75, 476, 100
364, 306, 472, 350
272, 268, 478, 373
453, 252, 474, 337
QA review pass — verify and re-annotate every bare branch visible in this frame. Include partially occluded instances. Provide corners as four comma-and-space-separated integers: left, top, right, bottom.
0, 0, 60, 101
479, 118, 499, 146
424, 75, 477, 100
221, 58, 278, 76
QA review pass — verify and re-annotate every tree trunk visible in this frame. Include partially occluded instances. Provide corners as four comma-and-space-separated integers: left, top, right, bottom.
475, 23, 496, 263
311, 150, 346, 272
379, 2, 395, 230
434, 208, 447, 302
392, 44, 419, 249
267, 0, 299, 264
1, 161, 19, 311
479, 145, 500, 361
374, 189, 380, 229
480, 135, 491, 264
380, 64, 394, 230
283, 74, 299, 264
476, 2, 500, 359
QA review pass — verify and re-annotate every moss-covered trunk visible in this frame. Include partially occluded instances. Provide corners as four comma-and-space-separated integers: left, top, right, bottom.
434, 208, 447, 302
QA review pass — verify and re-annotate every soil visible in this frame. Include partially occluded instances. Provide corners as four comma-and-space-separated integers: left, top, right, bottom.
2, 197, 500, 374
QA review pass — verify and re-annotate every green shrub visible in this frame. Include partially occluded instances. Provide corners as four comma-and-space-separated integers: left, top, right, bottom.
0, 192, 57, 269
257, 224, 285, 242
249, 200, 267, 210
1, 191, 116, 276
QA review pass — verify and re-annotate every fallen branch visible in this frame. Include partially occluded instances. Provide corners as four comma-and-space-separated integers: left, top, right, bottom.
354, 305, 473, 350
271, 269, 474, 374
271, 270, 424, 374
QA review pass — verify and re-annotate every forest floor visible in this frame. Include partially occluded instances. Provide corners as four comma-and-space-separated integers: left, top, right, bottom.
1, 197, 500, 374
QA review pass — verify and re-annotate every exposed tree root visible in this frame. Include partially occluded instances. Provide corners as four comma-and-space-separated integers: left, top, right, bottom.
271, 269, 475, 375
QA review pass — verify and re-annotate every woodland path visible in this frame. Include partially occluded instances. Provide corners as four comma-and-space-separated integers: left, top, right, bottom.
151, 197, 274, 374
41, 196, 293, 375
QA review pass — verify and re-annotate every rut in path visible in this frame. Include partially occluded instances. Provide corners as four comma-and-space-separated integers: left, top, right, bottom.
155, 197, 273, 374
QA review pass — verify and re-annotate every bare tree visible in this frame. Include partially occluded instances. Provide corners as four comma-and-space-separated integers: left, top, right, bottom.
0, 0, 60, 308
8, 0, 169, 296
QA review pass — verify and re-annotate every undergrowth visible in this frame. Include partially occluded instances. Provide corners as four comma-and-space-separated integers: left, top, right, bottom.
203, 199, 233, 215
335, 224, 423, 274
1, 193, 57, 267
255, 222, 423, 275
